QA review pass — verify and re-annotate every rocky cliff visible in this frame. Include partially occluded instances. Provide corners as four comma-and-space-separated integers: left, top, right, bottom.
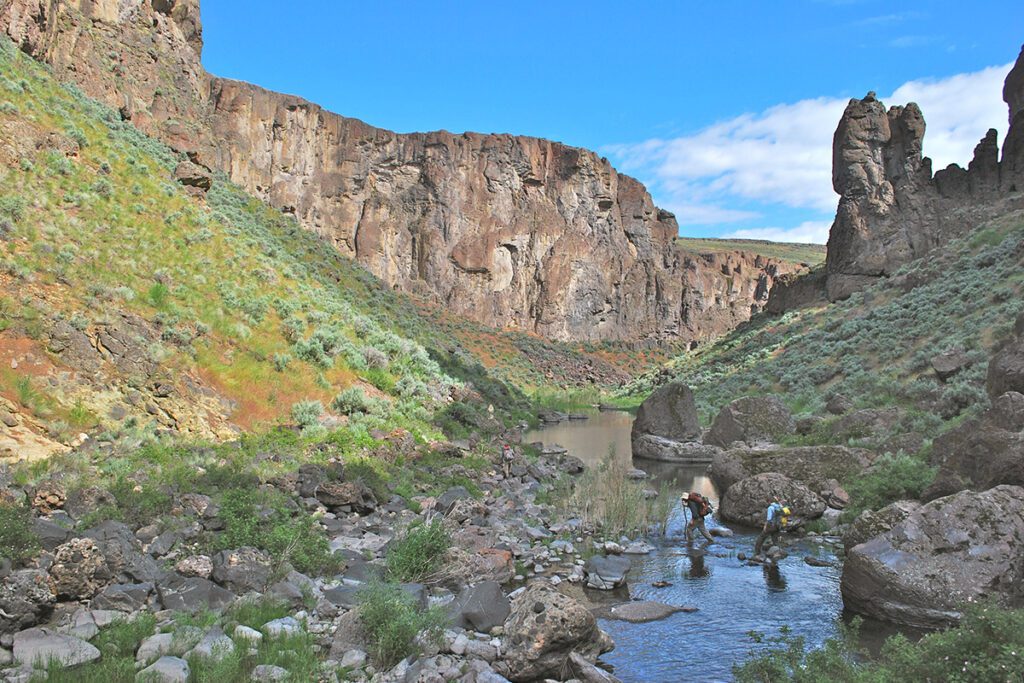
1, 0, 800, 342
826, 46, 1024, 301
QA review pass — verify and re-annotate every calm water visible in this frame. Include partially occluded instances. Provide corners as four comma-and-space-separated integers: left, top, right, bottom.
526, 411, 852, 682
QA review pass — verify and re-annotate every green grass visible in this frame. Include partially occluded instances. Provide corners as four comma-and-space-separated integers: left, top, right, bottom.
0, 502, 40, 564
358, 582, 447, 667
384, 519, 452, 583
676, 237, 827, 265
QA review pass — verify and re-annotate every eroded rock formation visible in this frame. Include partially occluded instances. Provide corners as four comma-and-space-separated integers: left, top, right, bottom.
771, 44, 1024, 307
1, 0, 800, 342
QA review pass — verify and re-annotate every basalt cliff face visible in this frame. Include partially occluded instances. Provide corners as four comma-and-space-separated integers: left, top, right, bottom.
1, 0, 800, 342
780, 45, 1024, 305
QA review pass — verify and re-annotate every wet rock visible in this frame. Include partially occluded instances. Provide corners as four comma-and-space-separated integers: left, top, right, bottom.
502, 583, 614, 682
13, 627, 100, 668
842, 485, 1024, 628
584, 555, 631, 590
603, 601, 689, 623
0, 569, 55, 635
709, 527, 734, 538
719, 473, 825, 527
705, 396, 795, 448
803, 556, 834, 568
49, 538, 106, 600
569, 651, 622, 682
631, 381, 701, 442
138, 655, 190, 682
157, 575, 236, 613
211, 547, 272, 593
450, 581, 510, 632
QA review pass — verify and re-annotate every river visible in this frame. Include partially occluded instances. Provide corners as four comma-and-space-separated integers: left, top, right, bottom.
525, 410, 898, 683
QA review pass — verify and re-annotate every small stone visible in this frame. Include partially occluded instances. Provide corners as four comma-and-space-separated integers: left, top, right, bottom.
233, 625, 263, 643
262, 617, 300, 638
340, 648, 367, 669
136, 633, 174, 664
251, 664, 290, 682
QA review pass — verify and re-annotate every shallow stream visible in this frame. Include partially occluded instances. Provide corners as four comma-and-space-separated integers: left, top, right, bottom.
525, 411, 899, 683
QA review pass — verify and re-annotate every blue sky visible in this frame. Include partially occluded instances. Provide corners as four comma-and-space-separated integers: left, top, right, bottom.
202, 1, 1024, 243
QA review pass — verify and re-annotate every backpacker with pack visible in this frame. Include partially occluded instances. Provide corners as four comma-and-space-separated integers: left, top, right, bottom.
688, 492, 712, 518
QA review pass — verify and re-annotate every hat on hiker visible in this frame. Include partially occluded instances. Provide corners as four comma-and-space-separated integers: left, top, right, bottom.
680, 492, 690, 501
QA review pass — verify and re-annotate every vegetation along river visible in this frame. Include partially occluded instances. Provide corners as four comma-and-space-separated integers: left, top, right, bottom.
526, 410, 903, 683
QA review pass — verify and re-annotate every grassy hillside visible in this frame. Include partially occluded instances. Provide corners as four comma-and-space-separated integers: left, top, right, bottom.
636, 211, 1024, 443
0, 37, 646, 449
676, 237, 826, 265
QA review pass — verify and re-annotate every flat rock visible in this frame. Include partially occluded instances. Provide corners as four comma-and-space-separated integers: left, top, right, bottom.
137, 655, 190, 682
603, 601, 691, 623
13, 627, 100, 668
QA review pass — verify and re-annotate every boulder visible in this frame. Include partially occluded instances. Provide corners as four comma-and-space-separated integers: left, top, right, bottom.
251, 665, 290, 682
842, 500, 921, 552
931, 349, 972, 382
48, 537, 106, 600
450, 581, 510, 632
31, 517, 71, 551
13, 627, 100, 668
924, 395, 1024, 501
583, 555, 631, 590
502, 583, 614, 682
210, 547, 272, 593
568, 651, 622, 683
828, 407, 902, 443
842, 485, 1024, 628
81, 521, 167, 584
705, 396, 795, 448
173, 160, 213, 195
0, 569, 55, 635
157, 575, 236, 613
31, 480, 66, 514
711, 445, 874, 496
315, 481, 376, 513
719, 473, 825, 527
436, 486, 472, 515
137, 655, 190, 682
64, 486, 116, 521
91, 582, 153, 612
988, 336, 1024, 399
174, 555, 213, 579
825, 394, 853, 415
187, 627, 235, 661
631, 435, 720, 463
136, 632, 175, 665
262, 617, 301, 638
630, 382, 701, 444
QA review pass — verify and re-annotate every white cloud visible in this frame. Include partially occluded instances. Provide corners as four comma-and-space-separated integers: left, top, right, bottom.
606, 62, 1013, 237
722, 221, 833, 245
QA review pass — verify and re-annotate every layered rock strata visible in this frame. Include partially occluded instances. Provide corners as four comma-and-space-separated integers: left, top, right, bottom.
1, 0, 799, 342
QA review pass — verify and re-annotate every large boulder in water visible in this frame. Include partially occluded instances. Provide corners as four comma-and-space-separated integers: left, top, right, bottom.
923, 391, 1024, 501
631, 382, 700, 444
842, 500, 921, 552
705, 396, 795, 448
719, 473, 825, 527
842, 485, 1024, 628
501, 583, 614, 682
711, 445, 874, 495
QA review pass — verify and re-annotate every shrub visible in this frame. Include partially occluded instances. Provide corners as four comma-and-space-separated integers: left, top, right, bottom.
842, 453, 937, 521
0, 195, 25, 223
359, 582, 446, 667
0, 503, 40, 565
145, 283, 169, 309
290, 400, 323, 429
384, 519, 451, 583
332, 387, 371, 415
272, 353, 291, 372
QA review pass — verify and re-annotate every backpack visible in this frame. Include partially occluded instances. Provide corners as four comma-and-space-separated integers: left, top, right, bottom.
690, 492, 712, 517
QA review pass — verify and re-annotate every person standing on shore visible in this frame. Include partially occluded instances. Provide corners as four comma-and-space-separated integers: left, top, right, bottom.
681, 491, 714, 545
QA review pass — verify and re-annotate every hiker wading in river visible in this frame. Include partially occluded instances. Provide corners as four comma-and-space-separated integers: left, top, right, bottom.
754, 495, 790, 556
681, 491, 714, 545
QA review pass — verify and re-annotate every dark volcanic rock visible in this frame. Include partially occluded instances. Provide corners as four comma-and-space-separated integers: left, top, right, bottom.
0, 570, 55, 635
931, 349, 972, 382
710, 445, 874, 496
705, 396, 795, 448
315, 481, 376, 513
719, 473, 825, 527
584, 555, 632, 590
631, 381, 701, 443
210, 547, 272, 594
843, 500, 921, 553
988, 336, 1024, 399
842, 485, 1024, 628
158, 575, 236, 613
450, 581, 510, 633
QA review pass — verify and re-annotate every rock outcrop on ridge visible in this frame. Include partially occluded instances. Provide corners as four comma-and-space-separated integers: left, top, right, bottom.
771, 44, 1024, 306
1, 0, 802, 342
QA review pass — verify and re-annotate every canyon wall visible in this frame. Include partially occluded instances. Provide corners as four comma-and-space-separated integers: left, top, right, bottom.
1, 0, 801, 341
